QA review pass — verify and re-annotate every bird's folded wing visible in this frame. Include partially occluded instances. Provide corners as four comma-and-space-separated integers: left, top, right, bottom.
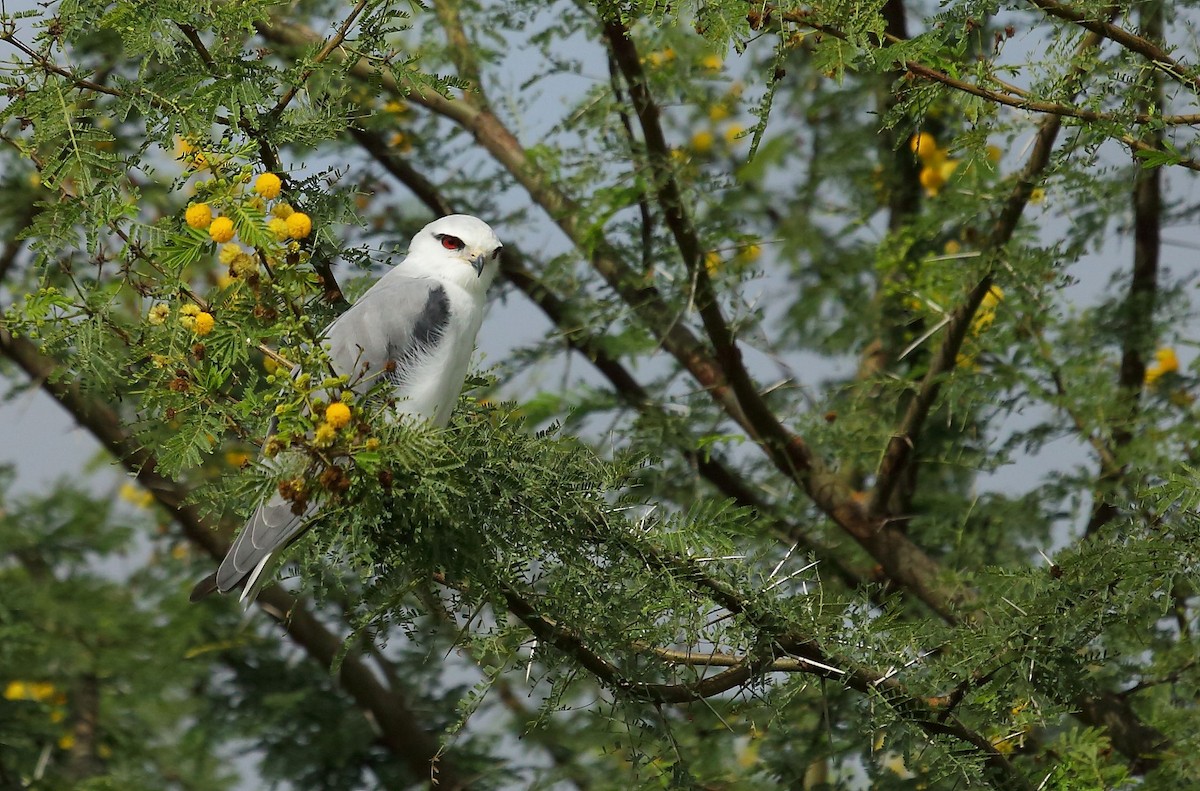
323, 273, 450, 393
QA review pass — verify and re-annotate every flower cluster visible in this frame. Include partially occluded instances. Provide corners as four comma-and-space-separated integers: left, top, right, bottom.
1145, 347, 1179, 387
910, 133, 959, 197
313, 400, 354, 447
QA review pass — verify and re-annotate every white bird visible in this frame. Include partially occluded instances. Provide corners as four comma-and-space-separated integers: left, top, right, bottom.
190, 214, 503, 602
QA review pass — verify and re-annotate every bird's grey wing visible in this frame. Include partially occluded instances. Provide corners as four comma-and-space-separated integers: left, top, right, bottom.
323, 273, 451, 395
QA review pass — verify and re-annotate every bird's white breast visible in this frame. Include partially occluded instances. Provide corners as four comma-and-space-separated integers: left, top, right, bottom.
391, 282, 484, 426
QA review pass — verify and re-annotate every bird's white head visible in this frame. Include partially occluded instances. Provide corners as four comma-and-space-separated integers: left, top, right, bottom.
402, 214, 503, 293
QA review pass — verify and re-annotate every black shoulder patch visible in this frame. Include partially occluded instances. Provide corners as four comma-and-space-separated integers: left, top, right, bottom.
413, 285, 450, 348
384, 285, 451, 385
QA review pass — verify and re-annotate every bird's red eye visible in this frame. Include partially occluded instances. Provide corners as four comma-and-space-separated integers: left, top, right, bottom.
438, 235, 465, 251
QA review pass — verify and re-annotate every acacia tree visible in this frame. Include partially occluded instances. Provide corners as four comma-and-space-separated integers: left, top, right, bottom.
2, 0, 1199, 787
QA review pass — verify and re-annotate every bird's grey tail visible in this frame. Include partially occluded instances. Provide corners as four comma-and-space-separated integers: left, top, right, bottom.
189, 572, 220, 602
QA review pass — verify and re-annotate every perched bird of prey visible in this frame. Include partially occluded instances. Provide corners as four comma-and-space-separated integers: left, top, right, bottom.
190, 214, 503, 603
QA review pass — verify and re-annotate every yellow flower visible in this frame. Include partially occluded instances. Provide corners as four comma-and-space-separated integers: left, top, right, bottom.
217, 273, 236, 289
919, 163, 954, 197
723, 124, 745, 144
267, 217, 290, 241
193, 311, 214, 336
218, 243, 243, 265
263, 356, 280, 375
981, 285, 1004, 309
971, 286, 1004, 335
185, 203, 213, 230
254, 172, 282, 199
208, 216, 235, 243
271, 203, 295, 220
230, 253, 257, 279
909, 132, 940, 163
119, 482, 155, 509
225, 450, 250, 468
388, 132, 413, 153
325, 401, 352, 429
179, 303, 200, 330
707, 104, 730, 122
986, 144, 1002, 163
1145, 347, 1180, 387
176, 137, 210, 171
314, 422, 338, 447
1029, 187, 1046, 205
286, 212, 313, 239
383, 99, 408, 114
57, 733, 75, 751
736, 243, 761, 264
704, 251, 721, 275
700, 53, 723, 71
690, 130, 715, 154
943, 239, 962, 255
148, 303, 170, 326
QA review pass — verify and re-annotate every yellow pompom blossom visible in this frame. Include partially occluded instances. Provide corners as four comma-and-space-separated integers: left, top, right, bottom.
704, 251, 722, 275
230, 252, 257, 279
193, 311, 215, 336
225, 450, 250, 468
119, 481, 156, 509
708, 103, 730, 122
986, 144, 1002, 163
383, 99, 408, 114
216, 273, 236, 289
1145, 348, 1180, 387
185, 202, 213, 229
943, 239, 963, 256
920, 159, 959, 197
1029, 187, 1046, 205
723, 124, 745, 144
325, 401, 352, 429
313, 422, 338, 447
263, 356, 280, 375
388, 132, 414, 153
736, 243, 762, 265
970, 286, 1004, 335
57, 733, 75, 751
148, 303, 170, 325
267, 216, 290, 241
700, 53, 723, 71
176, 137, 211, 171
286, 212, 313, 239
218, 243, 243, 265
909, 132, 940, 162
208, 216, 235, 243
254, 172, 282, 199
271, 202, 295, 220
909, 133, 961, 196
179, 303, 200, 330
690, 130, 715, 154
